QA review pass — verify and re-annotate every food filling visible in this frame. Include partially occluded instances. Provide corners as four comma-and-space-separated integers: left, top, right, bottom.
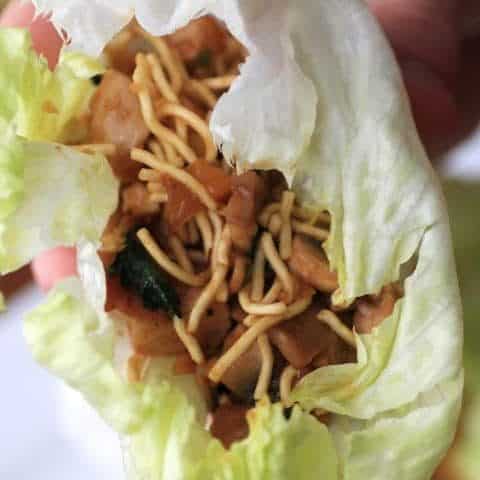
77, 17, 402, 449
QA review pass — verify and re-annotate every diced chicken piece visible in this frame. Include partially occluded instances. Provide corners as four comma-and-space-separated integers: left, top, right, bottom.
122, 182, 159, 216
269, 304, 338, 369
166, 16, 228, 63
106, 276, 185, 356
220, 325, 262, 400
180, 287, 231, 355
354, 286, 397, 334
89, 70, 150, 181
312, 339, 356, 368
224, 172, 266, 252
125, 308, 185, 357
210, 404, 249, 448
288, 235, 338, 293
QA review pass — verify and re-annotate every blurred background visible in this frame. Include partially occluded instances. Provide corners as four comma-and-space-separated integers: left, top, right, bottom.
0, 1, 479, 479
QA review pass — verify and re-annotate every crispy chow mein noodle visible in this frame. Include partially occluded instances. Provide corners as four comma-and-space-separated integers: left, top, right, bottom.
92, 17, 402, 448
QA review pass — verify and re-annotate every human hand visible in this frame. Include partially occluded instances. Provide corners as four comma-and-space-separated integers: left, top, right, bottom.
1, 0, 479, 291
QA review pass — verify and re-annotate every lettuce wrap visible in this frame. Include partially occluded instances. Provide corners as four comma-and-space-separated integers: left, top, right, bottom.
0, 1, 463, 479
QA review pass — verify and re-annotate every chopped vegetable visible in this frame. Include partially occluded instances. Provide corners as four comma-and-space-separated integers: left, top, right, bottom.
109, 229, 179, 316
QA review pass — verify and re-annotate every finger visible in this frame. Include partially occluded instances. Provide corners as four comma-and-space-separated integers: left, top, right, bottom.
0, 1, 62, 69
369, 0, 459, 83
444, 36, 480, 153
368, 0, 461, 156
31, 247, 77, 292
401, 60, 459, 158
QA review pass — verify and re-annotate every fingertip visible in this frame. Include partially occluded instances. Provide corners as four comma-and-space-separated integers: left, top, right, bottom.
31, 247, 77, 292
401, 60, 459, 157
0, 1, 63, 69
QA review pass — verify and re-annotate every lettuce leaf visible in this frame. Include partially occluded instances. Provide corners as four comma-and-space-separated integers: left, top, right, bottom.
29, 0, 463, 478
0, 139, 118, 274
0, 28, 117, 274
331, 375, 463, 480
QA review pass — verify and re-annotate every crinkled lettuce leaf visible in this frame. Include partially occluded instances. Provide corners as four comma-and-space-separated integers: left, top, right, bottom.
331, 375, 463, 480
0, 139, 118, 274
30, 0, 463, 478
0, 28, 117, 274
